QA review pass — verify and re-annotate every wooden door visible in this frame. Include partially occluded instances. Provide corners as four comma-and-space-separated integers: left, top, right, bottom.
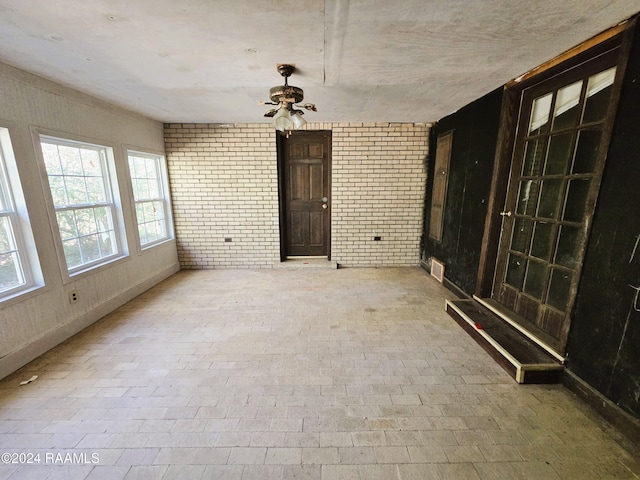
429, 131, 453, 242
281, 131, 330, 257
492, 49, 621, 353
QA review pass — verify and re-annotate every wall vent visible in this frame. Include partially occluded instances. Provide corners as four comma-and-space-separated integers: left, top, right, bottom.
431, 258, 445, 283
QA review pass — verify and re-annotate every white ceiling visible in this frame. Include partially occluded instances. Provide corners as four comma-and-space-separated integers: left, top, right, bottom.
0, 1, 638, 124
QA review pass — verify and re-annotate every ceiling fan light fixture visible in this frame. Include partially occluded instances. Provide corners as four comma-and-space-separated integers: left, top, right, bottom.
291, 110, 307, 129
262, 64, 316, 131
274, 105, 292, 132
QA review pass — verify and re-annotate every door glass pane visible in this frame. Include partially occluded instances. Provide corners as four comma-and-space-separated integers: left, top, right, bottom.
523, 259, 547, 299
582, 67, 616, 124
563, 179, 591, 222
530, 222, 554, 260
510, 218, 531, 253
552, 81, 583, 131
572, 129, 602, 174
544, 133, 573, 175
516, 180, 539, 216
505, 254, 525, 289
528, 93, 552, 135
555, 225, 583, 269
522, 139, 546, 176
547, 269, 573, 311
537, 179, 563, 219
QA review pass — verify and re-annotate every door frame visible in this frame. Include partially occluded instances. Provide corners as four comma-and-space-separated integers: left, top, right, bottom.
474, 18, 636, 354
276, 130, 332, 261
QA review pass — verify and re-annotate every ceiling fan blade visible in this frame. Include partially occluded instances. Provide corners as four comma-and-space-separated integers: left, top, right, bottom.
302, 103, 317, 112
263, 109, 278, 118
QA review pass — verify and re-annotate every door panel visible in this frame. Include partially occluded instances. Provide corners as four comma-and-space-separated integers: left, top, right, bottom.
309, 211, 324, 246
281, 132, 331, 257
491, 49, 621, 353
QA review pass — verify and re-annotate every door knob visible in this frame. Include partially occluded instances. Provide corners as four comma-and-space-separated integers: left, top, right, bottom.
322, 204, 328, 209
500, 211, 512, 217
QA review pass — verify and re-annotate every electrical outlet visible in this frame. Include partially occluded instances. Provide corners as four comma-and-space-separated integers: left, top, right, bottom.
68, 290, 79, 304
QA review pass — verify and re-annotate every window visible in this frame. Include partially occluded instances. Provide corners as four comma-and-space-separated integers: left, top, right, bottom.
127, 150, 173, 248
0, 128, 42, 299
40, 135, 124, 275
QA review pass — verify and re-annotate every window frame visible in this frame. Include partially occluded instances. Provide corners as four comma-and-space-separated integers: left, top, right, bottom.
126, 148, 174, 251
36, 131, 128, 281
0, 126, 43, 302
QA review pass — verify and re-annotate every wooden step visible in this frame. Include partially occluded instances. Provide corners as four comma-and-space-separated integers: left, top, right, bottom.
445, 299, 564, 384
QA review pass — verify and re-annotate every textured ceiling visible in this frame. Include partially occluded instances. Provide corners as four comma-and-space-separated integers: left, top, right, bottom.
0, 1, 638, 124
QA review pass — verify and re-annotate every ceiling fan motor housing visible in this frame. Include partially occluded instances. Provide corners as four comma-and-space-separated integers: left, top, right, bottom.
269, 85, 304, 104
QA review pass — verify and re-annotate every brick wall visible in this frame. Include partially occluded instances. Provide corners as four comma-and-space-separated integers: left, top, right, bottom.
164, 122, 429, 269
331, 122, 429, 267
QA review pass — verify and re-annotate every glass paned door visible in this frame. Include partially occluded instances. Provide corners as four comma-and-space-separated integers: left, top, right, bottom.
492, 53, 619, 353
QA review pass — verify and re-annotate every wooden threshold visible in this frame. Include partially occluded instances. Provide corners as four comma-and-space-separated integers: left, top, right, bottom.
445, 299, 564, 384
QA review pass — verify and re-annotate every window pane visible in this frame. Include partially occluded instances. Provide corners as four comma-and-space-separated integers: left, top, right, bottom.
41, 143, 62, 175
505, 254, 525, 289
80, 234, 101, 262
0, 216, 15, 252
142, 202, 156, 223
555, 225, 583, 269
0, 216, 23, 291
76, 208, 97, 236
147, 178, 160, 199
131, 156, 147, 179
582, 67, 616, 124
138, 223, 148, 245
523, 259, 547, 300
59, 146, 83, 175
62, 238, 82, 269
135, 203, 145, 223
65, 176, 88, 205
146, 221, 160, 243
552, 81, 583, 131
572, 129, 602, 174
522, 139, 546, 176
81, 149, 102, 177
544, 133, 573, 175
547, 269, 573, 311
528, 93, 552, 135
56, 210, 78, 240
516, 180, 540, 216
94, 206, 112, 232
100, 230, 117, 257
0, 251, 23, 291
537, 179, 563, 219
510, 218, 531, 253
48, 176, 68, 207
137, 179, 151, 199
86, 177, 106, 203
530, 221, 554, 260
563, 179, 591, 223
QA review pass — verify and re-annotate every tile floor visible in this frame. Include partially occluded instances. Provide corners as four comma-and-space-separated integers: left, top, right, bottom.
0, 267, 638, 479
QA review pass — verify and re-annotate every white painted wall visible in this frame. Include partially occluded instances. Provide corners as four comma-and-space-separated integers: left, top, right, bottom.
0, 62, 180, 379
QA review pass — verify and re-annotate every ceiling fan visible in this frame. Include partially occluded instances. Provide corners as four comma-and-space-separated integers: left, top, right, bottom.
261, 64, 316, 131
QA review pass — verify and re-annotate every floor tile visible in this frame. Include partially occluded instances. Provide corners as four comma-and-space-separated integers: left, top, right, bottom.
0, 268, 637, 479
